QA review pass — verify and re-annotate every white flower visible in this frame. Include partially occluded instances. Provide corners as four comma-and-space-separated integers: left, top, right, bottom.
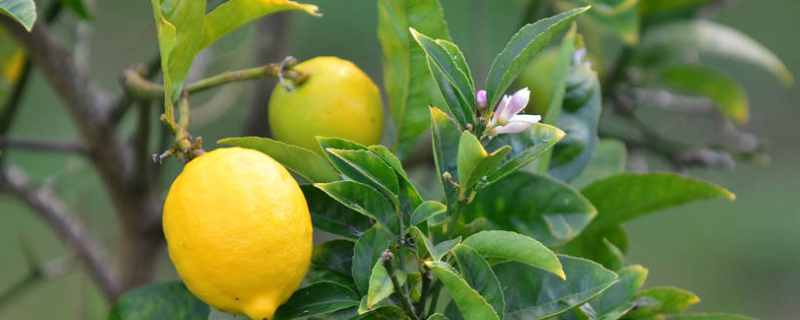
485, 88, 541, 136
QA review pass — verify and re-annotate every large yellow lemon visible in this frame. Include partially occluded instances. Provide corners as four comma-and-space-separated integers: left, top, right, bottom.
163, 147, 313, 320
269, 56, 384, 154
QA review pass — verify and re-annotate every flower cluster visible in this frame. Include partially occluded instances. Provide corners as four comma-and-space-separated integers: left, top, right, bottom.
477, 88, 541, 137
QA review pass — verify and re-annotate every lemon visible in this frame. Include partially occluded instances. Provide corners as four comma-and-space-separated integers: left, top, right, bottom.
269, 56, 384, 154
163, 147, 313, 320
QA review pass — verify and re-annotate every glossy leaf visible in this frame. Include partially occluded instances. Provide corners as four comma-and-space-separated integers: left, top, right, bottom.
0, 0, 36, 31
327, 148, 401, 202
457, 131, 487, 194
301, 185, 372, 240
570, 139, 626, 189
595, 238, 626, 271
410, 200, 447, 226
202, 0, 319, 49
583, 265, 648, 320
643, 20, 793, 85
368, 145, 423, 215
353, 225, 393, 295
378, 0, 450, 158
219, 137, 339, 183
659, 65, 749, 123
426, 261, 501, 320
581, 172, 735, 231
628, 286, 700, 318
108, 282, 209, 320
532, 24, 577, 174
462, 172, 596, 247
493, 255, 619, 320
273, 281, 359, 320
312, 240, 355, 279
315, 180, 399, 233
411, 28, 476, 128
367, 261, 400, 309
485, 6, 590, 108
410, 226, 459, 261
548, 57, 602, 182
430, 106, 462, 212
462, 230, 565, 279
484, 123, 565, 185
452, 244, 506, 319
369, 145, 407, 178
165, 0, 205, 102
584, 0, 639, 44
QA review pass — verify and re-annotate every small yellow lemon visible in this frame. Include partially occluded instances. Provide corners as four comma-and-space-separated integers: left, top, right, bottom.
163, 147, 313, 320
269, 56, 384, 154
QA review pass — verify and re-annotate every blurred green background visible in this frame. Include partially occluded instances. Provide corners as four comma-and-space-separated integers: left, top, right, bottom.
0, 0, 797, 319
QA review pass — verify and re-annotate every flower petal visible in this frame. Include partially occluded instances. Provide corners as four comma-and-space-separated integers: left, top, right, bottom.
509, 114, 541, 124
490, 95, 512, 126
502, 88, 530, 120
494, 122, 533, 135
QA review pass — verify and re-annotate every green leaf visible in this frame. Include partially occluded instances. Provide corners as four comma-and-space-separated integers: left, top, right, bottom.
58, 0, 91, 19
202, 0, 319, 49
570, 139, 627, 189
367, 262, 394, 309
312, 240, 355, 279
484, 123, 565, 185
306, 268, 355, 290
532, 24, 577, 174
628, 286, 700, 318
639, 0, 714, 19
457, 132, 512, 196
301, 185, 372, 240
462, 230, 565, 279
163, 0, 206, 102
549, 57, 602, 182
410, 226, 459, 261
659, 65, 749, 123
583, 265, 648, 320
667, 314, 758, 320
0, 0, 36, 31
429, 314, 451, 320
410, 200, 447, 226
315, 180, 399, 233
485, 6, 590, 108
410, 28, 476, 128
353, 225, 393, 295
462, 172, 596, 247
368, 145, 422, 216
219, 137, 339, 183
430, 106, 462, 212
595, 238, 625, 271
109, 282, 209, 320
493, 255, 619, 320
378, 0, 450, 158
452, 244, 506, 319
327, 148, 401, 202
581, 172, 735, 231
426, 261, 501, 320
643, 20, 793, 85
273, 281, 360, 320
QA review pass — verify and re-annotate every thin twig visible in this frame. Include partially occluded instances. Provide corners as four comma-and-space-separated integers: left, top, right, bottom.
122, 64, 285, 100
381, 250, 420, 320
0, 136, 88, 154
109, 53, 162, 124
0, 165, 120, 300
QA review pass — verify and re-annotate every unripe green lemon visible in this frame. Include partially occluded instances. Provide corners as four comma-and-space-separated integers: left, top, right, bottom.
268, 57, 384, 154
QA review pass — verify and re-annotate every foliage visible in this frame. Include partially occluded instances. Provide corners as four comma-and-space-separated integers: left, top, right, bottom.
0, 0, 792, 319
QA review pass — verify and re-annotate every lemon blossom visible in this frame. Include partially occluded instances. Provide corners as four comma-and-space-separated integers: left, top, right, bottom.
482, 88, 541, 136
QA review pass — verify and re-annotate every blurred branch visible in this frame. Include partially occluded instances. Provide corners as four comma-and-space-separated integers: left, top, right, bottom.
246, 13, 293, 137
0, 245, 73, 312
0, 165, 120, 301
0, 136, 88, 154
109, 53, 162, 125
628, 88, 717, 115
122, 63, 287, 100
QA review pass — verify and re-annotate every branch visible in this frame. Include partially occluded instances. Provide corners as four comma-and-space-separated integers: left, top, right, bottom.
122, 64, 286, 100
109, 53, 162, 124
0, 136, 88, 154
0, 165, 121, 301
381, 250, 420, 320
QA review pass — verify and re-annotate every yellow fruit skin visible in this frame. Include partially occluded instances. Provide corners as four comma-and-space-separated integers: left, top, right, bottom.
269, 56, 384, 154
163, 148, 313, 320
